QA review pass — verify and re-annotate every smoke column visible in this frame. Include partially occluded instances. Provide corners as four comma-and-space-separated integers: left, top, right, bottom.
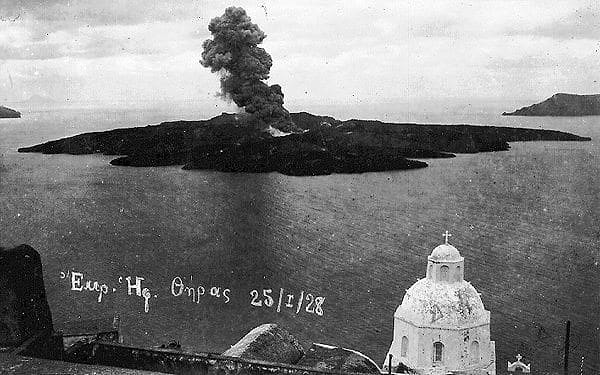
201, 7, 293, 129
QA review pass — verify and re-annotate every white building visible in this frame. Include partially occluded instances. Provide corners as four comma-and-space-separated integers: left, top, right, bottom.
384, 233, 496, 375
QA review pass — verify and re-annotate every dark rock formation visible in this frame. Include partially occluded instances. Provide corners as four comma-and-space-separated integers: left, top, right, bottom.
0, 244, 53, 346
17, 111, 591, 176
503, 93, 600, 116
222, 323, 305, 364
0, 106, 21, 118
297, 343, 380, 374
180, 124, 431, 176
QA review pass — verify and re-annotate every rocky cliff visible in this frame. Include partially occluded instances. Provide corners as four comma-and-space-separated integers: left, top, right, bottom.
502, 93, 600, 116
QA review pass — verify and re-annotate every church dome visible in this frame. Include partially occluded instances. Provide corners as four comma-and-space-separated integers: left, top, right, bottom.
428, 243, 463, 262
385, 232, 496, 374
395, 278, 488, 327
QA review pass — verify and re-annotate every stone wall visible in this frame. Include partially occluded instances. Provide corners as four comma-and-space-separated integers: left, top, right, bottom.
72, 342, 380, 375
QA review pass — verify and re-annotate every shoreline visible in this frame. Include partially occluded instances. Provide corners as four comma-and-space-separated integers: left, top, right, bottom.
17, 112, 591, 176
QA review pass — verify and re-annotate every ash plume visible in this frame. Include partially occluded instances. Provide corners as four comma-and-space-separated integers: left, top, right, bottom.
200, 7, 296, 131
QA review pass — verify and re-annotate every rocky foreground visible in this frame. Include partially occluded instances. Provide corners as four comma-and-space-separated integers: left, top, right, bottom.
18, 112, 590, 176
503, 93, 600, 116
0, 244, 381, 374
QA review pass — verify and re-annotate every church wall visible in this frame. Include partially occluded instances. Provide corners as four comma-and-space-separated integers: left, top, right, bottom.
406, 322, 421, 367
387, 316, 495, 373
385, 318, 420, 369
413, 324, 493, 371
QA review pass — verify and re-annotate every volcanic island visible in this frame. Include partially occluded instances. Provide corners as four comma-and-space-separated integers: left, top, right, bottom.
0, 105, 21, 118
17, 111, 591, 176
17, 7, 592, 176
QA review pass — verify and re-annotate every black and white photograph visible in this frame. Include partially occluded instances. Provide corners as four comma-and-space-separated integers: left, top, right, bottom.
0, 1, 598, 374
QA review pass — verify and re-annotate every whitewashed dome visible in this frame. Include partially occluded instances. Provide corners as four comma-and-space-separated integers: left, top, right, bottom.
395, 240, 489, 327
428, 243, 462, 262
395, 278, 488, 327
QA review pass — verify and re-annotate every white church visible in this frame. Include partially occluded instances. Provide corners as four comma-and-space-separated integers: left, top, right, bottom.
384, 232, 496, 375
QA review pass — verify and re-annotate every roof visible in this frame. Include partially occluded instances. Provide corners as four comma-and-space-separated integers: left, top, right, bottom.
222, 323, 305, 364
395, 278, 489, 328
428, 243, 463, 262
297, 343, 381, 374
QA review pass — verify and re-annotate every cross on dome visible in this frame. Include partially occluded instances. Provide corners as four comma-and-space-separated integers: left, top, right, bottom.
516, 354, 522, 362
443, 230, 452, 244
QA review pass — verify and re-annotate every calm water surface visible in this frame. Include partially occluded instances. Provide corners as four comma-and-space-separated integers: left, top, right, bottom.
0, 106, 598, 374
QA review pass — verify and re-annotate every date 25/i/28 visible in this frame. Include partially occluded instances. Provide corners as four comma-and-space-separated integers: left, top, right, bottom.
250, 288, 325, 316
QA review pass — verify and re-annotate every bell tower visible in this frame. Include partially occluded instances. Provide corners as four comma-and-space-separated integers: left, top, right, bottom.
425, 231, 464, 283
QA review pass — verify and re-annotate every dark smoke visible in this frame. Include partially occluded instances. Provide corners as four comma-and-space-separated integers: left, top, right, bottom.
201, 7, 295, 130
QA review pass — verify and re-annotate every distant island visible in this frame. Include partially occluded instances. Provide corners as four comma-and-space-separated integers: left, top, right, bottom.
0, 106, 21, 118
502, 93, 600, 116
18, 112, 590, 176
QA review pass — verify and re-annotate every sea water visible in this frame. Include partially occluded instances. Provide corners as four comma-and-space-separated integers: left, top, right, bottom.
0, 104, 598, 374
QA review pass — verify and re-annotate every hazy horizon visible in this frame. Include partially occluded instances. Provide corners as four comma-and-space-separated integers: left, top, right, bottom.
0, 93, 573, 113
1, 1, 599, 109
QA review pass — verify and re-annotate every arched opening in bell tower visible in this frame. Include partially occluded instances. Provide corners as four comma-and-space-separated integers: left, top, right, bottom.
440, 265, 449, 281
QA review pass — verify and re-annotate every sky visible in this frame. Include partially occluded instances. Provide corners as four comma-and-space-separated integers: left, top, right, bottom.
0, 0, 598, 108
